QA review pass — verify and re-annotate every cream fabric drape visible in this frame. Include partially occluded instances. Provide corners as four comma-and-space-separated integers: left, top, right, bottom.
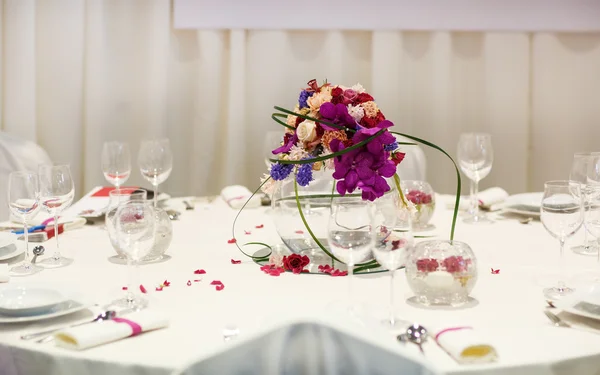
1, 0, 600, 198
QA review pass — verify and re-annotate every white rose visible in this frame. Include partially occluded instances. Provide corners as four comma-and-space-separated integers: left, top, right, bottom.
351, 83, 366, 93
347, 104, 365, 122
296, 120, 318, 143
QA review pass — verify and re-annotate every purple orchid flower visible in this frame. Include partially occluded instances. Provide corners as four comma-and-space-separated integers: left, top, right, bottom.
319, 102, 357, 131
272, 133, 298, 155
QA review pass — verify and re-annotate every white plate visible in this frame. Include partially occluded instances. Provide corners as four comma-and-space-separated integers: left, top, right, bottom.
0, 232, 17, 249
555, 284, 600, 321
0, 241, 26, 261
0, 300, 90, 323
503, 192, 543, 215
0, 284, 71, 316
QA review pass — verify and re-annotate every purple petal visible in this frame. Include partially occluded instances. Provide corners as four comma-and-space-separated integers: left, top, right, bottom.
355, 152, 374, 167
377, 120, 394, 129
345, 170, 359, 192
329, 139, 344, 153
366, 139, 383, 154
378, 160, 397, 178
336, 180, 347, 195
319, 102, 336, 119
272, 133, 298, 154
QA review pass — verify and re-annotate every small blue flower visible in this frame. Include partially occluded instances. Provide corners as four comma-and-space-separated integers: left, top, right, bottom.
298, 90, 314, 109
383, 141, 398, 152
270, 163, 294, 181
296, 161, 314, 187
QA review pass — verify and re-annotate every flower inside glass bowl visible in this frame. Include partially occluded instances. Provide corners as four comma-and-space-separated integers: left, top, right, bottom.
405, 240, 477, 306
401, 180, 435, 230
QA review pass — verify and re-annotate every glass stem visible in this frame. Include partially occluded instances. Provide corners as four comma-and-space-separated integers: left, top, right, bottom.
469, 180, 476, 215
558, 239, 566, 291
153, 184, 158, 208
126, 257, 139, 303
583, 226, 589, 250
389, 270, 396, 325
472, 180, 480, 218
348, 262, 354, 309
53, 215, 60, 260
24, 219, 30, 269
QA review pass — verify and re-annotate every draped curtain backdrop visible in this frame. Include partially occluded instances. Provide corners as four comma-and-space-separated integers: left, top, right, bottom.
1, 0, 600, 198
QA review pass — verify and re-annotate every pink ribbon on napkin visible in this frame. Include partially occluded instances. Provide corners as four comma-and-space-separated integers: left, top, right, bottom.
435, 326, 472, 342
113, 317, 143, 336
226, 195, 246, 205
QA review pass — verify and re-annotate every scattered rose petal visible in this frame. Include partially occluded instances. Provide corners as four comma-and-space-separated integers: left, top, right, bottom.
194, 269, 206, 274
210, 280, 223, 285
194, 279, 202, 282
491, 268, 500, 274
227, 238, 237, 244
261, 264, 285, 276
295, 230, 304, 234
140, 285, 147, 294
255, 224, 264, 229
163, 280, 171, 287
122, 287, 128, 291
187, 280, 192, 286
215, 284, 225, 291
244, 230, 251, 235
155, 286, 163, 291
231, 259, 241, 264
318, 264, 347, 277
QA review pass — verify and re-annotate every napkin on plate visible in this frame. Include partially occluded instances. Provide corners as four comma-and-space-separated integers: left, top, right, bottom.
0, 264, 9, 283
221, 185, 262, 209
54, 310, 168, 350
435, 326, 498, 364
447, 187, 509, 212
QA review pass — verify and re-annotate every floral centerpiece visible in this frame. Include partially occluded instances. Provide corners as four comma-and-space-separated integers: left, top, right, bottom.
233, 79, 461, 273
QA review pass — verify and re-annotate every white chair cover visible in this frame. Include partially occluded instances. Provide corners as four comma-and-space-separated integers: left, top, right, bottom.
175, 322, 437, 375
395, 135, 427, 182
0, 132, 52, 221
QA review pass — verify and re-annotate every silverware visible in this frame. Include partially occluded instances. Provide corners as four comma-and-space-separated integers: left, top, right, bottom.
21, 310, 117, 340
519, 217, 533, 224
396, 333, 409, 343
406, 324, 428, 353
166, 210, 180, 221
544, 310, 571, 328
183, 200, 194, 210
32, 246, 45, 264
546, 300, 557, 309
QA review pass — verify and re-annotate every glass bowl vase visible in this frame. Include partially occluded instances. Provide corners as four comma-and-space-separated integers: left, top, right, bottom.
405, 240, 477, 306
401, 180, 436, 230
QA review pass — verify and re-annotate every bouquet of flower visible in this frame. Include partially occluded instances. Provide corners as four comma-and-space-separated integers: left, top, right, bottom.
262, 79, 407, 201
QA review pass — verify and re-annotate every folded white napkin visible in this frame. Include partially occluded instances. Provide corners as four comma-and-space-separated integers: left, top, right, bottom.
221, 185, 262, 209
447, 187, 509, 212
435, 326, 497, 364
54, 310, 168, 350
0, 264, 9, 283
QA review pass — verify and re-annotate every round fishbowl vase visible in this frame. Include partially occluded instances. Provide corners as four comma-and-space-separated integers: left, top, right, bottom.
405, 240, 477, 306
106, 206, 173, 262
271, 170, 335, 265
401, 180, 436, 230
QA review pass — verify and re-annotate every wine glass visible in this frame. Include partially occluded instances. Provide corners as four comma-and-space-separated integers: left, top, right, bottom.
101, 142, 131, 188
138, 139, 172, 208
112, 200, 156, 310
38, 164, 75, 268
105, 188, 148, 260
584, 184, 600, 264
263, 131, 283, 168
328, 195, 376, 313
569, 152, 598, 255
457, 133, 493, 224
7, 171, 42, 276
372, 196, 412, 329
541, 181, 583, 299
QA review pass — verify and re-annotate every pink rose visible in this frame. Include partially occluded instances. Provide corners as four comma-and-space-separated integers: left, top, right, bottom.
342, 89, 358, 105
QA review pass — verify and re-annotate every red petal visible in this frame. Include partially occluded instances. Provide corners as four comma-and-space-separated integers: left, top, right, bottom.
215, 284, 225, 291
187, 280, 192, 286
231, 259, 241, 264
194, 269, 206, 274
122, 287, 128, 290
491, 268, 500, 274
194, 279, 202, 282
163, 280, 171, 287
210, 280, 223, 285
295, 230, 304, 234
140, 285, 147, 294
227, 238, 237, 244
255, 224, 264, 229
244, 230, 251, 235
155, 286, 163, 291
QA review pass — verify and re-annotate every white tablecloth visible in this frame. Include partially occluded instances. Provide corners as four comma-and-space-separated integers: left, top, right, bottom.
1, 195, 600, 375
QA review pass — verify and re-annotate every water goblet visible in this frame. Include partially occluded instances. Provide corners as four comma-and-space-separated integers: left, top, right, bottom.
541, 181, 583, 299
457, 133, 493, 224
584, 185, 600, 264
263, 131, 283, 168
106, 188, 148, 259
101, 141, 131, 188
38, 164, 75, 268
7, 171, 42, 276
112, 200, 156, 310
328, 195, 376, 313
569, 152, 599, 255
138, 139, 172, 207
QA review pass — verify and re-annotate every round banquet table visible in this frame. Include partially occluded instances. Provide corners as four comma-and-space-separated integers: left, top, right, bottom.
1, 194, 600, 375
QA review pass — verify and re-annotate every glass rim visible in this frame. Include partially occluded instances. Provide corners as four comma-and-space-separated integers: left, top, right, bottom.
544, 180, 579, 187
573, 151, 600, 157
140, 138, 170, 143
459, 132, 491, 138
9, 170, 37, 178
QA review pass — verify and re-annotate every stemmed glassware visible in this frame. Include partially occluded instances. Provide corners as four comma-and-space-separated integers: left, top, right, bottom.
7, 171, 42, 276
105, 189, 148, 261
101, 142, 131, 188
540, 181, 583, 299
372, 195, 412, 329
138, 139, 173, 207
569, 152, 598, 255
112, 200, 156, 310
263, 131, 283, 168
457, 133, 494, 224
38, 164, 75, 268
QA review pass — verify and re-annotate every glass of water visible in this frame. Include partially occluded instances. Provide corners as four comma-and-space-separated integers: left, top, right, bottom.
541, 180, 583, 299
101, 142, 131, 188
138, 139, 173, 207
569, 152, 599, 255
457, 133, 493, 224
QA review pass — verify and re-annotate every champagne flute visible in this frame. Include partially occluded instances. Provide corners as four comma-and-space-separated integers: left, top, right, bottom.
101, 142, 131, 188
138, 139, 172, 208
112, 200, 156, 310
328, 195, 376, 313
541, 181, 583, 299
569, 152, 598, 255
263, 131, 283, 168
7, 171, 42, 276
38, 164, 75, 268
457, 133, 493, 224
